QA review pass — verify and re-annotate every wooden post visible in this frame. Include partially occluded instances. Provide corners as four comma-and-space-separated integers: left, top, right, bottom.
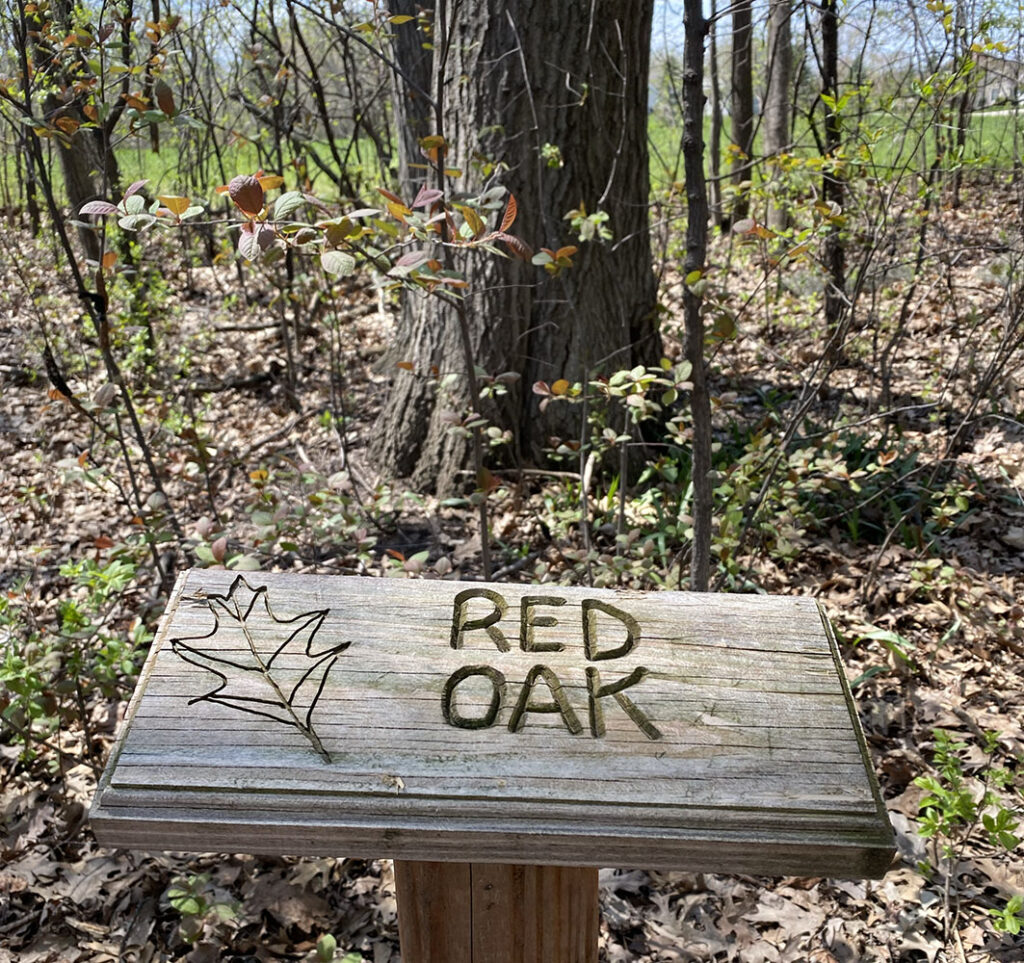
394, 861, 598, 963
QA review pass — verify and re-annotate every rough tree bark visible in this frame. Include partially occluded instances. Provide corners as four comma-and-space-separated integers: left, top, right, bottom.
31, 0, 123, 262
707, 0, 724, 228
373, 0, 658, 494
821, 0, 847, 344
386, 0, 435, 194
729, 0, 754, 224
682, 0, 712, 592
764, 0, 792, 231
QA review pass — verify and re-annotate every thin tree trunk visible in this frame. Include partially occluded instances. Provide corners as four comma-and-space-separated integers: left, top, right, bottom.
729, 0, 754, 224
821, 0, 846, 350
708, 0, 723, 228
683, 0, 712, 592
764, 0, 792, 231
950, 0, 974, 209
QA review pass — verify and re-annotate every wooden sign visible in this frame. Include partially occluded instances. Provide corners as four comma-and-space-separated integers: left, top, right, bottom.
91, 570, 894, 878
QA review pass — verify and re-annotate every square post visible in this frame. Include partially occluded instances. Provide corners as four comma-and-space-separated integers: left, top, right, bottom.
395, 860, 599, 963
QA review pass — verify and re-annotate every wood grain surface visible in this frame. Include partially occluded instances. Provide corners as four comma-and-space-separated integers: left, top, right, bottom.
90, 570, 894, 877
394, 861, 598, 963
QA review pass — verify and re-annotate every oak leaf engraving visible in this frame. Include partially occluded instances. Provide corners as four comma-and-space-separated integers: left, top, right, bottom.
171, 576, 348, 762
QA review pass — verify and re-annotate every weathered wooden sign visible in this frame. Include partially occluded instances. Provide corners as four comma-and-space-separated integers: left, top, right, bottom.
91, 570, 894, 878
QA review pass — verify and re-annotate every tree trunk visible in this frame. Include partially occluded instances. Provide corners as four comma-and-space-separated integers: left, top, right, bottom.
708, 0, 724, 228
387, 0, 435, 194
950, 0, 974, 210
821, 0, 846, 348
764, 0, 792, 231
36, 0, 121, 263
682, 0, 712, 592
729, 0, 754, 224
373, 0, 658, 494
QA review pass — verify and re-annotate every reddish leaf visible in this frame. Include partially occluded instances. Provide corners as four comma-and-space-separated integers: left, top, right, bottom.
532, 381, 551, 396
477, 467, 501, 493
500, 194, 518, 232
395, 250, 429, 268
377, 186, 406, 207
211, 536, 227, 563
124, 179, 148, 198
498, 233, 533, 260
396, 361, 415, 371
386, 549, 406, 561
154, 78, 175, 117
229, 174, 265, 216
80, 200, 118, 216
412, 185, 444, 209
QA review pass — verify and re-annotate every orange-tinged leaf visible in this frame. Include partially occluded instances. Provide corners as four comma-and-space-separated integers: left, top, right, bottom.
500, 234, 533, 260
77, 450, 89, 467
377, 186, 406, 206
551, 378, 570, 396
500, 194, 518, 232
82, 104, 98, 122
386, 200, 411, 222
396, 361, 414, 371
477, 467, 501, 493
101, 250, 118, 270
55, 115, 79, 134
459, 205, 485, 237
158, 194, 190, 216
554, 245, 578, 259
154, 78, 175, 117
94, 535, 115, 549
386, 549, 406, 561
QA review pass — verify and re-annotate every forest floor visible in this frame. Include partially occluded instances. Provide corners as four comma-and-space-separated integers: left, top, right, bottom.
1, 180, 1023, 962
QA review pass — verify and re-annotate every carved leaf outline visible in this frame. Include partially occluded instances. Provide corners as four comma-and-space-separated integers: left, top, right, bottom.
170, 575, 349, 761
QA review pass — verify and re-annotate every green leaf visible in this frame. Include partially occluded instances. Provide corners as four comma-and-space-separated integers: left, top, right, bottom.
227, 555, 262, 571
118, 213, 156, 232
321, 250, 356, 276
388, 13, 415, 24
316, 934, 338, 962
274, 190, 305, 220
